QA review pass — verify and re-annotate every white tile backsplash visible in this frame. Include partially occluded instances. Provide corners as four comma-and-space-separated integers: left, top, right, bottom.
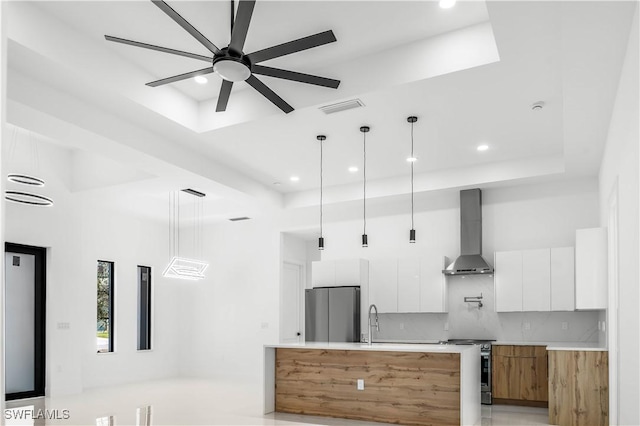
374, 274, 601, 343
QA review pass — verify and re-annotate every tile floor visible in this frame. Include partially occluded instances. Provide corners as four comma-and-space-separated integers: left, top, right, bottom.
5, 378, 550, 426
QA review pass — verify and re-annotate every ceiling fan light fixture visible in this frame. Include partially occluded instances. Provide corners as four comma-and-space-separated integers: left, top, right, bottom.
213, 59, 251, 82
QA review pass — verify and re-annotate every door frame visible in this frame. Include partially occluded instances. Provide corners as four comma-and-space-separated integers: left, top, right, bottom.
5, 242, 46, 401
280, 261, 305, 343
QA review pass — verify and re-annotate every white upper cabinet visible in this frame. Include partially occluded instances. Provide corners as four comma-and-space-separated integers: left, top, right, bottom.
495, 247, 575, 312
311, 261, 335, 287
494, 250, 523, 312
335, 259, 365, 286
311, 259, 368, 288
575, 228, 607, 310
419, 256, 448, 313
550, 247, 575, 311
369, 258, 398, 313
522, 249, 551, 311
397, 258, 420, 312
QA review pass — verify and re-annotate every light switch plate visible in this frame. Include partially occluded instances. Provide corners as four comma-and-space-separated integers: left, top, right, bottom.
357, 379, 364, 390
561, 322, 568, 330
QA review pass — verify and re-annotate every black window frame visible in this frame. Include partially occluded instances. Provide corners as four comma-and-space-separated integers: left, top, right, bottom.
137, 265, 152, 351
97, 260, 115, 353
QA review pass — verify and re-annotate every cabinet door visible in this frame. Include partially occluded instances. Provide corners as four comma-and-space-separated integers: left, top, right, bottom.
397, 258, 420, 312
369, 259, 398, 313
522, 249, 551, 312
575, 228, 607, 309
494, 251, 523, 312
311, 261, 335, 287
492, 345, 548, 402
419, 256, 447, 313
551, 247, 575, 311
335, 259, 362, 286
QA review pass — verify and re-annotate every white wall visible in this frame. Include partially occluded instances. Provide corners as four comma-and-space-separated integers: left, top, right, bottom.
179, 217, 280, 383
3, 140, 182, 395
0, 0, 7, 411
598, 5, 639, 424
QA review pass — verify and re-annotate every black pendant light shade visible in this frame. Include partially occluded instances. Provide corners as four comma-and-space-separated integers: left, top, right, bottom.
360, 126, 370, 248
408, 116, 418, 243
317, 135, 326, 250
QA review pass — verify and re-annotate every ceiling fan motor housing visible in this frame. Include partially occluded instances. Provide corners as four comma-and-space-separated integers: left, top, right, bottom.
212, 48, 252, 82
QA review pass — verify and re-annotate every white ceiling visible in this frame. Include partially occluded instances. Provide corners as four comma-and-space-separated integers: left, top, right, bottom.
3, 0, 637, 223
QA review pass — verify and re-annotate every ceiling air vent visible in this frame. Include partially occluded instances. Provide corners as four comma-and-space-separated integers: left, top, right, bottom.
181, 188, 206, 197
229, 216, 251, 222
319, 98, 365, 115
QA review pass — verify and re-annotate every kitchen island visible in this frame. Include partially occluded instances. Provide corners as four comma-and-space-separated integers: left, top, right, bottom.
264, 342, 480, 426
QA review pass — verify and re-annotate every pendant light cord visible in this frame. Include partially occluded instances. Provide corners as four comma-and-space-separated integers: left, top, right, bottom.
320, 139, 323, 238
411, 120, 415, 230
363, 130, 367, 235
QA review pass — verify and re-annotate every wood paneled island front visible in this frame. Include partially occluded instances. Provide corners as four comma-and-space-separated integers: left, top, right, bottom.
264, 343, 480, 426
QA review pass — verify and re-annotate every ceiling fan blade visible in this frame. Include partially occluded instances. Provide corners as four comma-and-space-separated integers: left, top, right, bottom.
151, 0, 221, 55
245, 75, 293, 113
216, 80, 234, 112
105, 35, 213, 63
252, 65, 340, 89
229, 0, 255, 55
246, 30, 336, 64
146, 67, 214, 87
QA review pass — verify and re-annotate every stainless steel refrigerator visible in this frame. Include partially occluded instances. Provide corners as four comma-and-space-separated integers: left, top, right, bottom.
305, 286, 360, 342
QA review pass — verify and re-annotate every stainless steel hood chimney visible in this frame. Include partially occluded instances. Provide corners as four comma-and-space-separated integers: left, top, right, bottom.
443, 189, 494, 276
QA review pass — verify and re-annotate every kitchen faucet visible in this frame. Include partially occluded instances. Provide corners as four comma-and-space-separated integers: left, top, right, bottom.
368, 304, 379, 346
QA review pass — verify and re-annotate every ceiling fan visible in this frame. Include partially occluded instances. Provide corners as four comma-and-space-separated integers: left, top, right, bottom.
105, 0, 340, 114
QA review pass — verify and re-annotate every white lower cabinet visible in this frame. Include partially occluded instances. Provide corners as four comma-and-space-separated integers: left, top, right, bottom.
495, 247, 574, 312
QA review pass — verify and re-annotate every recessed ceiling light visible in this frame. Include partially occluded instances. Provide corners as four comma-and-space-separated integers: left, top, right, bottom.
477, 145, 489, 152
348, 166, 359, 173
290, 176, 300, 182
439, 0, 456, 9
406, 157, 418, 162
194, 76, 208, 84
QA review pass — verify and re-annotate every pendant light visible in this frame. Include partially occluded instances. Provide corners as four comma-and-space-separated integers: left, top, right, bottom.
163, 189, 209, 281
407, 116, 418, 243
317, 135, 326, 250
4, 127, 54, 207
360, 126, 370, 247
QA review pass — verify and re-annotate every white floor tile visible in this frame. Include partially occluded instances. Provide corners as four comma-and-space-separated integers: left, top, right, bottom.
5, 379, 550, 426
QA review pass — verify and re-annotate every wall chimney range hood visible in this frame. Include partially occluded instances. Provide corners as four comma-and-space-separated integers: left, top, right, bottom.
443, 189, 494, 276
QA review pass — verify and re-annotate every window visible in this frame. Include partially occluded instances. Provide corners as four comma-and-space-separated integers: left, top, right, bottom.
137, 266, 152, 351
97, 260, 114, 353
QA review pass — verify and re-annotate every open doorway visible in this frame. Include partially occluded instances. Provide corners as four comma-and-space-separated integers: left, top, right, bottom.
5, 242, 46, 401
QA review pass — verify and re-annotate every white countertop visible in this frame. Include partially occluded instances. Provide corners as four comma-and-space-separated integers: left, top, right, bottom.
265, 341, 477, 354
494, 341, 607, 351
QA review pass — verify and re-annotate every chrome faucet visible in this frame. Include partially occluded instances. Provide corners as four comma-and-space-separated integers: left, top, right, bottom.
368, 304, 379, 346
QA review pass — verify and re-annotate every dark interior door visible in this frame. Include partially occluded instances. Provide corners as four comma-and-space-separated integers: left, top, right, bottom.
5, 243, 46, 401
